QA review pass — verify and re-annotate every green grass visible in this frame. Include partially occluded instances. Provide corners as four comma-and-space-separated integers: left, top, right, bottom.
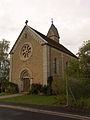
0, 95, 57, 105
0, 95, 90, 109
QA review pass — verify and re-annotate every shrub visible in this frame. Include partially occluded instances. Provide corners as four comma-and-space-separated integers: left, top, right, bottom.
0, 81, 19, 94
7, 82, 19, 94
69, 78, 90, 99
30, 84, 42, 95
47, 76, 53, 86
55, 95, 66, 105
47, 76, 53, 95
30, 83, 53, 95
52, 78, 66, 95
41, 85, 48, 95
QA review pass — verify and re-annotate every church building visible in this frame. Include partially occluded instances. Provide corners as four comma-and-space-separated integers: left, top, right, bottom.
10, 20, 77, 92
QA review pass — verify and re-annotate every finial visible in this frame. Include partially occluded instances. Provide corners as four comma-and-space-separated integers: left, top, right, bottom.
51, 18, 53, 24
25, 20, 28, 25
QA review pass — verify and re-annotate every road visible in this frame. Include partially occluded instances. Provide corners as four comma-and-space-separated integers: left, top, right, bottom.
0, 107, 79, 120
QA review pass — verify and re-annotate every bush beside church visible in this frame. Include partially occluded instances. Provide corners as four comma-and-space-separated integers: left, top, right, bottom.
0, 81, 19, 94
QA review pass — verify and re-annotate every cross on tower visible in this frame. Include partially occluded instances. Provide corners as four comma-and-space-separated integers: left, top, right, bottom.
51, 18, 53, 24
25, 20, 28, 25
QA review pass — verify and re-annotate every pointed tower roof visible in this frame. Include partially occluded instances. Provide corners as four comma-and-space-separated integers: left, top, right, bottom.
47, 22, 60, 43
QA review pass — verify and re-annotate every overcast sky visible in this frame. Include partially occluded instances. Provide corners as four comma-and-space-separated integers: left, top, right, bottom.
0, 0, 90, 55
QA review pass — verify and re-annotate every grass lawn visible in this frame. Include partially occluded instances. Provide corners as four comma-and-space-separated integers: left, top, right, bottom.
0, 95, 90, 109
0, 95, 57, 105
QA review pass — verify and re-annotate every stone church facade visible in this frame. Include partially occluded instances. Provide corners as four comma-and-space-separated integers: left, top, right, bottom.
10, 21, 77, 92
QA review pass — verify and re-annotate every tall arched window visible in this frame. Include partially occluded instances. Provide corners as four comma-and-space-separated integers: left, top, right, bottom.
66, 61, 68, 69
54, 58, 57, 74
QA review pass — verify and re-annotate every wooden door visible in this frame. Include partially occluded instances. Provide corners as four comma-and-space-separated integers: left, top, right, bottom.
23, 78, 30, 92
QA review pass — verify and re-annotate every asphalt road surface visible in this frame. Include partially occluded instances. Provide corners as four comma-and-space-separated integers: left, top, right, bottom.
0, 107, 80, 120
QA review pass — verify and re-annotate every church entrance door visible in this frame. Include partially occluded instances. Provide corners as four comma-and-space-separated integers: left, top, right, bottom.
20, 69, 31, 92
23, 78, 30, 92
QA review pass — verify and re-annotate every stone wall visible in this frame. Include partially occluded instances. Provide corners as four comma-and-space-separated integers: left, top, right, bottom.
10, 27, 44, 91
49, 47, 73, 80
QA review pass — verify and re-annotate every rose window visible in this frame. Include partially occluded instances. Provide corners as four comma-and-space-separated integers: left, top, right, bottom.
20, 42, 32, 60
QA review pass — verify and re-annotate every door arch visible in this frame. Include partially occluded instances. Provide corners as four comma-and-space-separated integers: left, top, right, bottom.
20, 69, 30, 92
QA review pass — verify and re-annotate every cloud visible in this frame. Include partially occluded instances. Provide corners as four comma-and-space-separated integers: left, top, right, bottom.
0, 0, 90, 54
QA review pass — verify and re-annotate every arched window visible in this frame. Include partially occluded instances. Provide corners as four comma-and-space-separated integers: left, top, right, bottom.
54, 58, 57, 74
66, 61, 68, 69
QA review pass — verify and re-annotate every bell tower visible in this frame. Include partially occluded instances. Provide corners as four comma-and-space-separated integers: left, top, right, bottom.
47, 19, 60, 43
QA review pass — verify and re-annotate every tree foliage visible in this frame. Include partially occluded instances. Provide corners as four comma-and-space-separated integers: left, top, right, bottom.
0, 39, 10, 61
67, 40, 90, 99
67, 59, 81, 79
0, 39, 10, 82
78, 40, 90, 77
68, 40, 90, 78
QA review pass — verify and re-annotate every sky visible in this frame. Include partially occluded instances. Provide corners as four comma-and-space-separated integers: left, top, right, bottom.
0, 0, 90, 55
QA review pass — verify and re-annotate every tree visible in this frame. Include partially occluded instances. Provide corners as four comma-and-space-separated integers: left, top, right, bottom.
68, 40, 90, 78
78, 40, 90, 78
67, 59, 81, 79
67, 40, 90, 100
0, 39, 10, 82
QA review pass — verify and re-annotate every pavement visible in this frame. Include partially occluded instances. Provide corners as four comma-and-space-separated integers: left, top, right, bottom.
0, 107, 79, 120
0, 94, 90, 120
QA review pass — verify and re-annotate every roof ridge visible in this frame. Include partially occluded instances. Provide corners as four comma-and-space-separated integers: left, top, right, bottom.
29, 26, 77, 58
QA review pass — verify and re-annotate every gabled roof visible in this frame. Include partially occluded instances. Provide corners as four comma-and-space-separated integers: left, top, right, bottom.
29, 26, 78, 59
10, 25, 78, 59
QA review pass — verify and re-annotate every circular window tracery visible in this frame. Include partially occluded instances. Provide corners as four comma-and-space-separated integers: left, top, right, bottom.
20, 42, 32, 60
